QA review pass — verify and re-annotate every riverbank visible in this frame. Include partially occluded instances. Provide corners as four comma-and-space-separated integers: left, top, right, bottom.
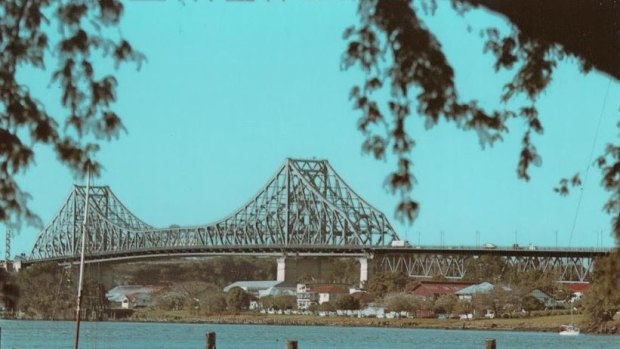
126, 309, 620, 334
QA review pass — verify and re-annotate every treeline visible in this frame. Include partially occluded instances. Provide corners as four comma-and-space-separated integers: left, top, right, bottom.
108, 256, 277, 287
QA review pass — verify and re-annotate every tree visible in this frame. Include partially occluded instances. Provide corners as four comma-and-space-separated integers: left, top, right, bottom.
202, 292, 227, 314
343, 0, 619, 239
317, 301, 336, 312
383, 292, 420, 314
0, 268, 19, 313
3, 1, 617, 244
433, 294, 457, 315
1, 0, 143, 227
15, 262, 73, 319
366, 271, 408, 298
583, 250, 620, 329
471, 285, 511, 317
225, 287, 251, 312
335, 294, 361, 311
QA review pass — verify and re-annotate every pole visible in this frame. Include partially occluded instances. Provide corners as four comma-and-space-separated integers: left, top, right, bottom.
485, 338, 496, 349
206, 332, 216, 349
287, 340, 298, 349
74, 171, 91, 349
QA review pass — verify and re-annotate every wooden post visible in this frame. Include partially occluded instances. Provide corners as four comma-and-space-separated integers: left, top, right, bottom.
206, 332, 216, 349
286, 340, 298, 349
485, 338, 496, 349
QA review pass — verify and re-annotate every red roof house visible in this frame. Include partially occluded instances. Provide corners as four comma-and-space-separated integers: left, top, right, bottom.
409, 281, 475, 299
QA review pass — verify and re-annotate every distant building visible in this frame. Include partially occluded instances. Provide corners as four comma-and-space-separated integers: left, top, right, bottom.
106, 285, 163, 309
455, 282, 511, 301
296, 283, 350, 309
566, 282, 590, 301
530, 289, 556, 309
223, 280, 284, 297
408, 281, 474, 300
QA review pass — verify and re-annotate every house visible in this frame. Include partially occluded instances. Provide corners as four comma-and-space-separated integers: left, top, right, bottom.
296, 283, 350, 309
455, 282, 511, 301
530, 289, 556, 309
566, 282, 590, 301
408, 281, 474, 300
106, 285, 163, 309
223, 280, 283, 297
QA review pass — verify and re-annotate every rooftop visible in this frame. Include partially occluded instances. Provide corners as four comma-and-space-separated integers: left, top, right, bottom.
223, 280, 282, 292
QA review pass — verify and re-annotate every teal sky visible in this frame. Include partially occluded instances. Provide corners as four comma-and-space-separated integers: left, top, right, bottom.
11, 1, 619, 256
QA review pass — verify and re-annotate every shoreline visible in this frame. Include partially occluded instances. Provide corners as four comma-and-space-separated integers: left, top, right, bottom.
117, 311, 620, 335
6, 312, 619, 335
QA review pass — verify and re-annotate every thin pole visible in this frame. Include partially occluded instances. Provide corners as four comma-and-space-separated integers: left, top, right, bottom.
74, 171, 91, 349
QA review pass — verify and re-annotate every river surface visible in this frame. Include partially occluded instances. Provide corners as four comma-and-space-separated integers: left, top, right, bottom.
0, 320, 617, 349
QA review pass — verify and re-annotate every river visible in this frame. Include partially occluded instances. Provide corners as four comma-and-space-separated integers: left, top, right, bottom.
0, 320, 617, 349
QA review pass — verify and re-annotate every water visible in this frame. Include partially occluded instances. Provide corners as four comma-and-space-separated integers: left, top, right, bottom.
0, 320, 617, 349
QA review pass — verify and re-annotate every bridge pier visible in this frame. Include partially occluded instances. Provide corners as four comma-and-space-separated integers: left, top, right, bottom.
277, 256, 372, 287
358, 257, 372, 288
277, 257, 292, 282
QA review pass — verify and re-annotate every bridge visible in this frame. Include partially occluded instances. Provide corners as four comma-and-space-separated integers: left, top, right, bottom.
27, 158, 610, 282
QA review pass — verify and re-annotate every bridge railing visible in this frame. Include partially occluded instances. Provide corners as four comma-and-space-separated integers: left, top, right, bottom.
382, 245, 612, 253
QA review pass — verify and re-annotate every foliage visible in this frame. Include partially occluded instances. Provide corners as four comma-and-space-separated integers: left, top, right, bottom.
225, 287, 251, 312
433, 294, 457, 315
342, 0, 619, 235
521, 295, 545, 312
453, 299, 471, 315
317, 301, 336, 312
383, 292, 420, 313
15, 262, 73, 319
0, 268, 19, 312
261, 295, 297, 311
583, 250, 620, 327
335, 294, 361, 310
471, 285, 511, 317
202, 292, 227, 314
155, 291, 185, 311
366, 271, 408, 298
15, 262, 107, 319
111, 257, 275, 287
155, 280, 219, 313
0, 0, 144, 227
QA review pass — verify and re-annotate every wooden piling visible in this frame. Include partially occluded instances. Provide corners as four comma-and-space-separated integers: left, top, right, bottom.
206, 331, 216, 349
286, 340, 298, 349
485, 338, 496, 349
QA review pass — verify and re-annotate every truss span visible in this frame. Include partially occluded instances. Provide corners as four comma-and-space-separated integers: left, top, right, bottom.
31, 159, 400, 260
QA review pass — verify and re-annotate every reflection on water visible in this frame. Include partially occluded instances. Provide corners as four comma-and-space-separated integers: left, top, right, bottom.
0, 320, 617, 349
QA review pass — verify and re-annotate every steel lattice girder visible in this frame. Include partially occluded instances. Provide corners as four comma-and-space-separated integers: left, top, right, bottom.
30, 159, 400, 260
379, 253, 595, 282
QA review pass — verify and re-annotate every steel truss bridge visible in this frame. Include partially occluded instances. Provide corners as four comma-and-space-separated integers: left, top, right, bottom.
28, 158, 610, 282
376, 246, 609, 282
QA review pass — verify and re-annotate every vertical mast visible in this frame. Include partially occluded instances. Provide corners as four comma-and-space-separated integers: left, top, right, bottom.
74, 170, 91, 349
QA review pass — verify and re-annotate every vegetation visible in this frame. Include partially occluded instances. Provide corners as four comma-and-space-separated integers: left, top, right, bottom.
13, 262, 107, 320
334, 294, 361, 311
365, 271, 408, 297
583, 250, 620, 330
260, 295, 297, 311
225, 287, 252, 312
1, 0, 144, 227
110, 257, 276, 287
343, 0, 619, 235
383, 293, 421, 314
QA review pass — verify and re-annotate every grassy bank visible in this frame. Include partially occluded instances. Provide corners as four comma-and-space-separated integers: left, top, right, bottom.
128, 309, 620, 334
